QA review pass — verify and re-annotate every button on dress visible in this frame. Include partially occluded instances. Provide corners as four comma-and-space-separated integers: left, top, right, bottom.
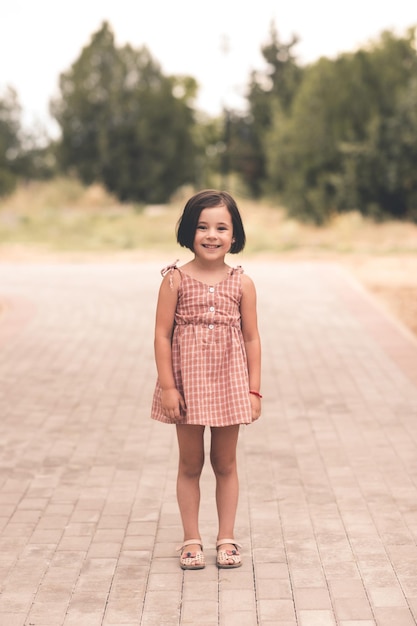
151, 264, 253, 426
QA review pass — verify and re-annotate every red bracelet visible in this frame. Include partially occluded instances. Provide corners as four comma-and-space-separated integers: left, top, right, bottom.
249, 390, 263, 398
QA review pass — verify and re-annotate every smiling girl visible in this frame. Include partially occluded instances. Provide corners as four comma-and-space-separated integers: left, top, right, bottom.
151, 189, 261, 570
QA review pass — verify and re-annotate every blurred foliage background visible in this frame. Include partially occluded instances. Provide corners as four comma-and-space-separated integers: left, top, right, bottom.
1, 20, 417, 227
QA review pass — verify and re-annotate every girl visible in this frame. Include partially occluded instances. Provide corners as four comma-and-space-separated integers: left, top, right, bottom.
151, 189, 261, 570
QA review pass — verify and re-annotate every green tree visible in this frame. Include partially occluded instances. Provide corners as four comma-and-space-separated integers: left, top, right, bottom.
0, 86, 22, 195
232, 23, 303, 195
51, 22, 199, 203
266, 27, 417, 222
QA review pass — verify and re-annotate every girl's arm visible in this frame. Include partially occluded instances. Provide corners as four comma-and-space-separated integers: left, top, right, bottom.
240, 274, 262, 420
154, 271, 186, 421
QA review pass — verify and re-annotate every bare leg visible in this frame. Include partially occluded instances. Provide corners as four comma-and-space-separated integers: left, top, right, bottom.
176, 424, 205, 553
210, 425, 240, 556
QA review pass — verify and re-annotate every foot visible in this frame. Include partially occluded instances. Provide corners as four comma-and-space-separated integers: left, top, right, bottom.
216, 538, 242, 568
177, 539, 205, 570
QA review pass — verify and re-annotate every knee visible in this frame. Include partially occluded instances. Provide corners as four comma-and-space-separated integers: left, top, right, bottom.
210, 453, 236, 478
179, 454, 204, 479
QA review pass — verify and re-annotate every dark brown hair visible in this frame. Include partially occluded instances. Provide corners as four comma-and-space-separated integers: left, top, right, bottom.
176, 189, 246, 254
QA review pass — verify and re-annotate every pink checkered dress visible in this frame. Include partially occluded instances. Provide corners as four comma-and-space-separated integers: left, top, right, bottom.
151, 263, 252, 426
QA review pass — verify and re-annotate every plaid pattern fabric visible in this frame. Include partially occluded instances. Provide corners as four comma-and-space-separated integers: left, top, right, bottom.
151, 265, 252, 426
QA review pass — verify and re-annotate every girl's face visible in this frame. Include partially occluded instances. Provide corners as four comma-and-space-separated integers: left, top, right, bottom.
193, 204, 234, 259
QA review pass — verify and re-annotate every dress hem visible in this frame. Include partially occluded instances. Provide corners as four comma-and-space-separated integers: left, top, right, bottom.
151, 417, 253, 426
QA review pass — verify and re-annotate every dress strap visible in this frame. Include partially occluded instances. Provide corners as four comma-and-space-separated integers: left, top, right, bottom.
231, 265, 244, 275
161, 259, 179, 277
161, 259, 180, 289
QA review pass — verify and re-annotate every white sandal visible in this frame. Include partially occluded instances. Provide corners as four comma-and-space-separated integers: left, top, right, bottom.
216, 539, 242, 568
176, 539, 205, 570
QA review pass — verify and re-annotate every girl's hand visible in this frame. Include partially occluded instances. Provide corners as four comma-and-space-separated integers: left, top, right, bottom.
249, 394, 261, 421
161, 388, 186, 422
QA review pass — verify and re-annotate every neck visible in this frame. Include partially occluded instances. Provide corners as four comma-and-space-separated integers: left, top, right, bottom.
192, 256, 227, 271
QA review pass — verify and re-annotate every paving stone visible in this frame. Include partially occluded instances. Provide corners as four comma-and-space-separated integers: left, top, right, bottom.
1, 261, 417, 625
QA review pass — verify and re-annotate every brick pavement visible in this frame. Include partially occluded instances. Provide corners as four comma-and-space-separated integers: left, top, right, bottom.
0, 261, 416, 626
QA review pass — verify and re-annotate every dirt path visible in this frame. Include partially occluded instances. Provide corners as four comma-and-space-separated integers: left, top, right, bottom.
340, 255, 417, 338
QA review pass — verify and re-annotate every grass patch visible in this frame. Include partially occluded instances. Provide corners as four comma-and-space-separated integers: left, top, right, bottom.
1, 178, 417, 257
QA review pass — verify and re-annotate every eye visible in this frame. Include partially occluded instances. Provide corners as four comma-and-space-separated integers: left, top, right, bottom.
196, 224, 207, 230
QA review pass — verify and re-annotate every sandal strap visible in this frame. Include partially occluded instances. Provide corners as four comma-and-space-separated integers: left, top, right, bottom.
216, 538, 242, 550
176, 539, 203, 551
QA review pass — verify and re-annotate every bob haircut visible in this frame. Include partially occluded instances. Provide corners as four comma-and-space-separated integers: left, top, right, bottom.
176, 189, 246, 254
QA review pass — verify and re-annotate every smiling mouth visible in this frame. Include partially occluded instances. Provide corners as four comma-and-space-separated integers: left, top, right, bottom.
202, 244, 220, 249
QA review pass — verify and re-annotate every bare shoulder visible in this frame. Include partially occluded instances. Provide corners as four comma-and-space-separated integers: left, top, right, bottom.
241, 273, 256, 293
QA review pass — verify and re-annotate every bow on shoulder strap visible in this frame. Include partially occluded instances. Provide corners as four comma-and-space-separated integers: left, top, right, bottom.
161, 259, 180, 288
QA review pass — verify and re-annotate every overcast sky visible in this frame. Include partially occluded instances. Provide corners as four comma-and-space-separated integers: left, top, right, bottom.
1, 0, 416, 133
